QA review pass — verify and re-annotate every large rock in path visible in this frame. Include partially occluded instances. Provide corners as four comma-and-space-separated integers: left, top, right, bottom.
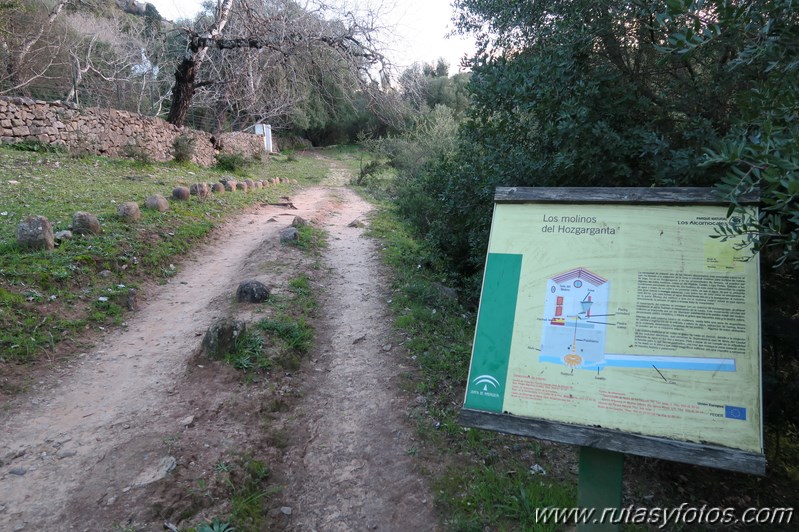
280, 227, 299, 243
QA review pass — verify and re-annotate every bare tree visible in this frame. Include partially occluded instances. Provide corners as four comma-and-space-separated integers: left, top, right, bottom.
65, 11, 176, 113
0, 0, 71, 94
166, 0, 387, 127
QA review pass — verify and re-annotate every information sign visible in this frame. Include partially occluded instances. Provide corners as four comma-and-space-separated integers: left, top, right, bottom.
461, 188, 765, 474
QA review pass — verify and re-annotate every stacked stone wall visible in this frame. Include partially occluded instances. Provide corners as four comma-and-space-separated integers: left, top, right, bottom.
0, 96, 266, 166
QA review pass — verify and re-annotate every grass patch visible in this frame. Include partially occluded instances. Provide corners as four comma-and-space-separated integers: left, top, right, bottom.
259, 273, 317, 369
221, 273, 318, 376
267, 150, 328, 184
192, 456, 278, 532
228, 457, 275, 529
224, 331, 271, 373
436, 462, 575, 531
286, 224, 327, 254
0, 146, 304, 368
258, 317, 314, 357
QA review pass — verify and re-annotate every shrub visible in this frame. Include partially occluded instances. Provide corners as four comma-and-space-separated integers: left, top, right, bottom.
353, 159, 384, 186
7, 140, 63, 153
215, 152, 252, 173
172, 134, 196, 163
122, 143, 152, 165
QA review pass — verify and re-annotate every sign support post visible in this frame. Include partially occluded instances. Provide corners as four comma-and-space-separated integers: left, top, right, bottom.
577, 447, 624, 531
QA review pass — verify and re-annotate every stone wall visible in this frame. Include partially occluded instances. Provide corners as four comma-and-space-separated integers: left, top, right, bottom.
0, 96, 266, 166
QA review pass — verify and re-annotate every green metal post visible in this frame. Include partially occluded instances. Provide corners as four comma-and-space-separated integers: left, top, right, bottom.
577, 446, 624, 532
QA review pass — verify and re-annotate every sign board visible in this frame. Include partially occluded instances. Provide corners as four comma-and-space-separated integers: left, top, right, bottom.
254, 123, 273, 153
461, 187, 765, 475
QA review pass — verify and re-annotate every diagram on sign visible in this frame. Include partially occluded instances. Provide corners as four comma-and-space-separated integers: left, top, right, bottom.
538, 267, 736, 373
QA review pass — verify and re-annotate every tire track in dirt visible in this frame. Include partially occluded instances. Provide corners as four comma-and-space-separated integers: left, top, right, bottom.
277, 182, 436, 530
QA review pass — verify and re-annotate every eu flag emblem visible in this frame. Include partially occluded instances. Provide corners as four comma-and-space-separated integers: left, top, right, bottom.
725, 406, 747, 420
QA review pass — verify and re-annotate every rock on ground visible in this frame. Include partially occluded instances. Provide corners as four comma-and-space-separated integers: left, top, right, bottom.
280, 227, 299, 243
172, 186, 190, 201
71, 211, 101, 235
117, 202, 141, 222
16, 215, 54, 251
190, 183, 210, 200
236, 280, 270, 303
144, 195, 169, 212
201, 318, 247, 359
347, 219, 365, 228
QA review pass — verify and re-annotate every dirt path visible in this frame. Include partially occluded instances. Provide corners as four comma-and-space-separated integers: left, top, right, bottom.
0, 158, 436, 530
278, 189, 434, 531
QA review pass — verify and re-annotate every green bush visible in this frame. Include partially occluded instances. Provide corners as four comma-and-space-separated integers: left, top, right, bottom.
215, 152, 252, 173
7, 140, 63, 153
172, 134, 196, 163
122, 143, 152, 165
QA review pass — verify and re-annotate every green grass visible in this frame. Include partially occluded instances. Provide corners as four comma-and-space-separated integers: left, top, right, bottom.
255, 274, 317, 370
257, 317, 314, 356
318, 144, 375, 176
219, 273, 318, 376
267, 151, 329, 184
286, 223, 327, 254
224, 331, 271, 373
436, 463, 574, 531
0, 146, 307, 368
194, 456, 277, 532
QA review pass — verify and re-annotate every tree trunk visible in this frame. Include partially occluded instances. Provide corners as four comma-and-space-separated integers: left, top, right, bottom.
166, 0, 234, 127
167, 56, 197, 127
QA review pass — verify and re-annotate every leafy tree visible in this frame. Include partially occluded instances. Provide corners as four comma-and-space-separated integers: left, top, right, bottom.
398, 59, 471, 118
657, 0, 799, 269
657, 0, 799, 462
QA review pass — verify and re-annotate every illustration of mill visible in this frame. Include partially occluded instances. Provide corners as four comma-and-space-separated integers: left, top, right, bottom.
540, 267, 610, 369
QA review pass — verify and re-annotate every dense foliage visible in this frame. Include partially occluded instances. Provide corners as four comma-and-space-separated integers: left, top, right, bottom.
658, 0, 798, 269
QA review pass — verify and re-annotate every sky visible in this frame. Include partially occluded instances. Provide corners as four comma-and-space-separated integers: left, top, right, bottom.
146, 0, 476, 74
